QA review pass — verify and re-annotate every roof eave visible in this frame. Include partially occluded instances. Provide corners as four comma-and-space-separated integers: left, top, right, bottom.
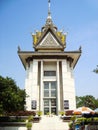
17, 50, 81, 69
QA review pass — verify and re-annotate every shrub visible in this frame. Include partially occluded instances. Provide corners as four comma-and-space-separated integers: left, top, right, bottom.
26, 122, 32, 128
6, 111, 36, 116
69, 122, 73, 129
28, 116, 33, 122
93, 117, 98, 122
71, 115, 76, 122
37, 111, 42, 116
0, 116, 25, 122
59, 111, 65, 116
86, 118, 92, 123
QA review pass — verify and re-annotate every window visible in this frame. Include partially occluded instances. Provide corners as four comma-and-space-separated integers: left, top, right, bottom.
51, 99, 56, 106
44, 82, 49, 89
44, 99, 49, 106
51, 90, 56, 97
64, 100, 69, 109
44, 81, 57, 98
44, 90, 49, 97
44, 71, 56, 76
31, 100, 37, 109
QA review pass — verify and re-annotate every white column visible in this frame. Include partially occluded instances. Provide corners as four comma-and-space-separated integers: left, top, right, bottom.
57, 60, 60, 113
31, 60, 38, 110
62, 60, 76, 110
40, 60, 43, 111
25, 63, 31, 110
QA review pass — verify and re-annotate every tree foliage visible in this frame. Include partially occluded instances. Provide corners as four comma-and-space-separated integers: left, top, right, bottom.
0, 75, 26, 114
93, 65, 98, 73
76, 95, 98, 109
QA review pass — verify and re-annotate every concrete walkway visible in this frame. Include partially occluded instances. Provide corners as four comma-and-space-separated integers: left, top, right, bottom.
32, 116, 69, 130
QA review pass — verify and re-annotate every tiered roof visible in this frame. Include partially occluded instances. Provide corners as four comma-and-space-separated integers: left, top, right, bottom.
18, 0, 81, 69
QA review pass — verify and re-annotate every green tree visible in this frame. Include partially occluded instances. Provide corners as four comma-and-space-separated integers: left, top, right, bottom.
0, 75, 26, 114
93, 65, 98, 73
76, 95, 98, 109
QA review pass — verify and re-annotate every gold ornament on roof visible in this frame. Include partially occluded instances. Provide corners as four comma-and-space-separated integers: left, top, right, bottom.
57, 31, 66, 44
32, 31, 42, 45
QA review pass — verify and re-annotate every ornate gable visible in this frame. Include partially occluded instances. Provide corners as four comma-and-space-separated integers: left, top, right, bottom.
32, 25, 66, 52
40, 32, 60, 46
35, 30, 65, 51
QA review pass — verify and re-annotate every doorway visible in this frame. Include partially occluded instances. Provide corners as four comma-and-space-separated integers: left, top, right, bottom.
43, 81, 57, 115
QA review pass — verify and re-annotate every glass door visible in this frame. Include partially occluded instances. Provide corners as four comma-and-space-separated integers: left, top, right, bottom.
51, 99, 56, 114
43, 81, 57, 115
44, 99, 49, 115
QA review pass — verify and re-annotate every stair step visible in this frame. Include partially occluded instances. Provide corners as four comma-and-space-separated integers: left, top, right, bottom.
32, 116, 69, 130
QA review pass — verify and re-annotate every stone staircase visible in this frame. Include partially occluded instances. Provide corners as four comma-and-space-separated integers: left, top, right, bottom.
32, 116, 69, 130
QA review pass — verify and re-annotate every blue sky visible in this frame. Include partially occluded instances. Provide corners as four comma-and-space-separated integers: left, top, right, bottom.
0, 0, 98, 98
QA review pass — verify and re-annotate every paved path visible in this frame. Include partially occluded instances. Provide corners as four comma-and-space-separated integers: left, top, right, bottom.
32, 116, 69, 130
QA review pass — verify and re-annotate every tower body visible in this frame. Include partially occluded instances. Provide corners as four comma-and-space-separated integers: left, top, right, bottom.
18, 8, 81, 115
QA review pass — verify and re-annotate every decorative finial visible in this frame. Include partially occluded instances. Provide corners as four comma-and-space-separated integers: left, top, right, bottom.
18, 45, 21, 52
48, 0, 51, 19
48, 0, 50, 11
79, 46, 82, 52
45, 0, 54, 26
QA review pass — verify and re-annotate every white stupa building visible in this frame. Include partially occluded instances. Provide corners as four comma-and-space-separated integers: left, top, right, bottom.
18, 1, 81, 115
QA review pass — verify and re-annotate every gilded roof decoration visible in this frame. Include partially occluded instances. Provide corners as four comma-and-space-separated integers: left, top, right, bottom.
32, 32, 42, 45
56, 32, 66, 44
32, 0, 66, 50
32, 30, 66, 46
